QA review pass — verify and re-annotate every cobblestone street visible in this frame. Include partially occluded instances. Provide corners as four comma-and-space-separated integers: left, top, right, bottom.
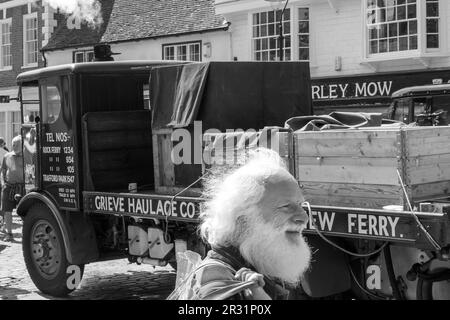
0, 213, 176, 300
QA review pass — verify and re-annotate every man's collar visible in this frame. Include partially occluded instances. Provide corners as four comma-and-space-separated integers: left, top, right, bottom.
209, 245, 291, 299
209, 245, 253, 271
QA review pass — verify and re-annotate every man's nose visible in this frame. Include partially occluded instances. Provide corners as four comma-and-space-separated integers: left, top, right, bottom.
293, 207, 309, 225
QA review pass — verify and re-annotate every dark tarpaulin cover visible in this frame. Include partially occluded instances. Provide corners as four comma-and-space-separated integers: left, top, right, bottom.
151, 61, 312, 131
151, 62, 209, 129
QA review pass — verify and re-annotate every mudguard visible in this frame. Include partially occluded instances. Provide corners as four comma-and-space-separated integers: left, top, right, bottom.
300, 235, 351, 297
17, 191, 99, 265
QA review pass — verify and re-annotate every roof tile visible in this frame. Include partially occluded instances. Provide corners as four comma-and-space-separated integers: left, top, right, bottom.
44, 0, 226, 51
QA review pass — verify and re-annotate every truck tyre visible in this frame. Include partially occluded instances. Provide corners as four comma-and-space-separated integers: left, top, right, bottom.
22, 203, 85, 297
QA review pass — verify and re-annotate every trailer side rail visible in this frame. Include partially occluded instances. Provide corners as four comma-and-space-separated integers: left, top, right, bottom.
83, 192, 449, 249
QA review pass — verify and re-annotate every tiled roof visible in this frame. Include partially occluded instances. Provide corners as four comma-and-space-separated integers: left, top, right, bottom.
43, 0, 227, 51
44, 0, 114, 51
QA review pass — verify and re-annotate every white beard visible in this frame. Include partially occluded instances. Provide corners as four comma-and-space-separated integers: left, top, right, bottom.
239, 217, 311, 286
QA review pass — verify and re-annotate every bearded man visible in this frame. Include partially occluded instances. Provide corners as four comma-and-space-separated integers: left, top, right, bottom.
176, 148, 311, 300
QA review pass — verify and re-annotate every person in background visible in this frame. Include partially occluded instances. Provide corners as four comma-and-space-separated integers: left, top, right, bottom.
171, 148, 312, 300
0, 137, 9, 232
0, 136, 24, 242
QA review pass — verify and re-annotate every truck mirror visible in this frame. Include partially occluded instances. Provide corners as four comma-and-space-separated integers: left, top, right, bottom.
0, 95, 10, 103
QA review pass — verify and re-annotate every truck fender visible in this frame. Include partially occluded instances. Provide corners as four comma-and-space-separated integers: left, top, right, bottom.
17, 191, 99, 265
300, 235, 351, 298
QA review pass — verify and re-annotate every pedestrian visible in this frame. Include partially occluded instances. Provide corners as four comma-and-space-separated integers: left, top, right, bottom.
0, 136, 25, 242
169, 148, 311, 300
0, 137, 9, 232
23, 127, 37, 185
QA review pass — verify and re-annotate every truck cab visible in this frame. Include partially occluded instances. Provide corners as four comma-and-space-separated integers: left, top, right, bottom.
388, 83, 450, 125
14, 60, 185, 296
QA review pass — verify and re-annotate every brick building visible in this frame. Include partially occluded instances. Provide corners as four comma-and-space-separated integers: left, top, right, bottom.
0, 0, 57, 147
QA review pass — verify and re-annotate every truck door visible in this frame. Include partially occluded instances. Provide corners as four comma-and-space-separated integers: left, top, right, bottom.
20, 85, 40, 194
39, 76, 79, 210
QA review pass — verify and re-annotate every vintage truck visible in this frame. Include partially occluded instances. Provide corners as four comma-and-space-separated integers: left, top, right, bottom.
387, 80, 450, 125
4, 59, 450, 299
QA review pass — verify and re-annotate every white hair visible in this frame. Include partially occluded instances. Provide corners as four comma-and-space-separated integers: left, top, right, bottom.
12, 135, 21, 144
199, 148, 289, 247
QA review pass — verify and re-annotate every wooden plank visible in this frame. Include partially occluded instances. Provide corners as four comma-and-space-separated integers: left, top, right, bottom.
152, 134, 161, 189
412, 180, 450, 201
92, 168, 154, 192
407, 138, 450, 157
403, 125, 450, 139
405, 126, 450, 156
300, 182, 402, 199
152, 128, 175, 135
203, 130, 293, 172
303, 194, 401, 209
90, 148, 152, 171
407, 163, 450, 184
88, 130, 152, 151
297, 163, 399, 185
158, 133, 175, 187
406, 153, 450, 167
154, 186, 202, 197
296, 156, 398, 167
278, 131, 295, 174
85, 110, 151, 132
294, 131, 399, 158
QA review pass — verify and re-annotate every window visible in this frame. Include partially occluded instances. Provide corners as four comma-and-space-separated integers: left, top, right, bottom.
0, 112, 6, 139
252, 9, 291, 61
73, 50, 95, 63
1, 19, 11, 69
426, 0, 439, 48
12, 111, 21, 137
367, 0, 418, 54
298, 8, 309, 61
41, 85, 61, 124
23, 14, 38, 67
162, 42, 201, 61
366, 0, 441, 56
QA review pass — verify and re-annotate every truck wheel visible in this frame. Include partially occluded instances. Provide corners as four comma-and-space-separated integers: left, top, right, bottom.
22, 203, 85, 297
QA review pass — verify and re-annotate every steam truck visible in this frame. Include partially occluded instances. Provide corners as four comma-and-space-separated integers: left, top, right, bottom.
3, 58, 450, 299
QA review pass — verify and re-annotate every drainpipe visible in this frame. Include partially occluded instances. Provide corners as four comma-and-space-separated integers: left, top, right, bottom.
41, 50, 48, 67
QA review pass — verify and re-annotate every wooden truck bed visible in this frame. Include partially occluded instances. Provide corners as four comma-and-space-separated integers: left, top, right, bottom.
294, 126, 450, 209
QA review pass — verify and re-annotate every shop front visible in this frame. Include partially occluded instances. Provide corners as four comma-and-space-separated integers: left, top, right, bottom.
312, 68, 450, 116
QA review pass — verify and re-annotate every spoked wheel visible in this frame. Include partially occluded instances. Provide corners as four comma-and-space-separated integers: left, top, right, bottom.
23, 203, 84, 297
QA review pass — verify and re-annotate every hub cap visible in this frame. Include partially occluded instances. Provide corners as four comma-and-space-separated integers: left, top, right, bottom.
30, 220, 62, 280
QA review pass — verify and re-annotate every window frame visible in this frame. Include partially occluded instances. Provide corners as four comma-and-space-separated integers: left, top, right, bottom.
363, 0, 445, 60
248, 5, 312, 63
250, 7, 293, 61
162, 41, 202, 62
0, 112, 6, 140
22, 12, 38, 68
0, 17, 12, 71
423, 0, 441, 52
11, 110, 22, 138
72, 49, 95, 63
297, 7, 310, 62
